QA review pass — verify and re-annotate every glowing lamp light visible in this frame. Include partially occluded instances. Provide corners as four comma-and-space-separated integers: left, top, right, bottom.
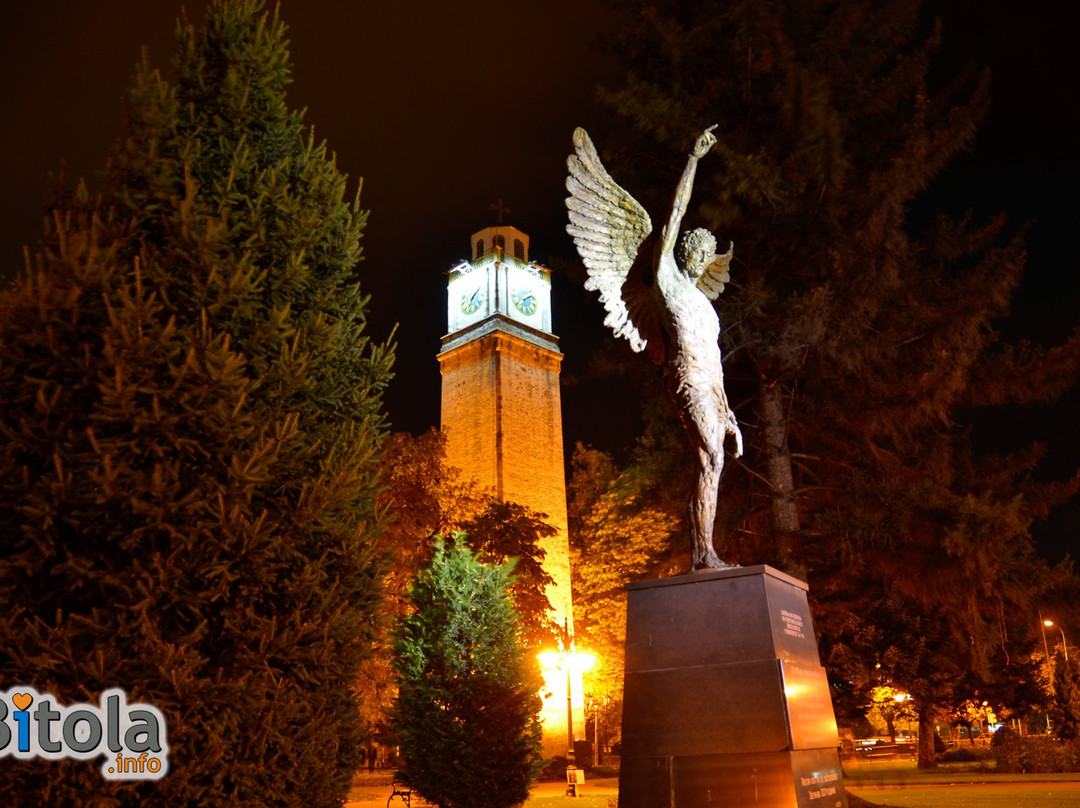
1040, 613, 1069, 662
537, 651, 560, 670
538, 650, 595, 674
537, 643, 595, 773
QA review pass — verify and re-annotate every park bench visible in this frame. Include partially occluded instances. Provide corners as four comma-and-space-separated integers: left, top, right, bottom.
856, 742, 916, 759
387, 780, 412, 808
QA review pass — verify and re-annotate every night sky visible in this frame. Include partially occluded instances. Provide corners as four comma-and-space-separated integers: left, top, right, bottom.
2, 1, 1077, 561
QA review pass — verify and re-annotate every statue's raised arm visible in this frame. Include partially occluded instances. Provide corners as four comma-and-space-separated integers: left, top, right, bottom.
565, 126, 742, 570
660, 125, 718, 256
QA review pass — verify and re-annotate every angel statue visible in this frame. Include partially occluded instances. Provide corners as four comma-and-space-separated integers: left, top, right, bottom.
566, 125, 743, 570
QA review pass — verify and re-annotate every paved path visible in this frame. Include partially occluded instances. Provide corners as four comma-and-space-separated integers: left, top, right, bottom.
346, 777, 619, 807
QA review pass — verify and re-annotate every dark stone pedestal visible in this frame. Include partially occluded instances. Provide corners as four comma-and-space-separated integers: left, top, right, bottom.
618, 565, 847, 808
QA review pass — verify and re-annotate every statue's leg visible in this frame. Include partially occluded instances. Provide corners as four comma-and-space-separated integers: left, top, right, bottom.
690, 444, 727, 570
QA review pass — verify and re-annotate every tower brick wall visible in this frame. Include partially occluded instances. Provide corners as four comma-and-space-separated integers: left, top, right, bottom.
437, 326, 572, 628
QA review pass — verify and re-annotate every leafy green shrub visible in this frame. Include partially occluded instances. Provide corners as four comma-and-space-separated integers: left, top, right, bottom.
991, 727, 1022, 772
1019, 736, 1078, 773
992, 728, 1079, 773
939, 745, 994, 763
539, 755, 571, 781
392, 538, 543, 808
539, 758, 617, 782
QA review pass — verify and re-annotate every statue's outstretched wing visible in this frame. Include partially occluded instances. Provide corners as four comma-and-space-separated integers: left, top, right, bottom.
696, 241, 734, 301
566, 128, 653, 353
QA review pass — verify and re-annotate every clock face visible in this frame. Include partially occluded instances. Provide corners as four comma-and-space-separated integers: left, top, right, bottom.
511, 287, 538, 316
460, 285, 486, 315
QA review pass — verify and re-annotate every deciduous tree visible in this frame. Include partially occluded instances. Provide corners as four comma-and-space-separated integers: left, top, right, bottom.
359, 430, 557, 744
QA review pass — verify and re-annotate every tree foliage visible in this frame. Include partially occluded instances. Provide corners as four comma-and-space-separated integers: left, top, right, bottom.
0, 2, 392, 804
357, 430, 557, 743
568, 435, 686, 708
597, 0, 1080, 565
375, 430, 557, 642
1051, 652, 1080, 744
866, 686, 917, 741
461, 502, 558, 648
391, 538, 543, 808
812, 437, 1077, 765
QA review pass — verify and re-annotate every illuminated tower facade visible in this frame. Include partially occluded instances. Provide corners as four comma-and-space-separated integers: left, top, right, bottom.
437, 223, 584, 759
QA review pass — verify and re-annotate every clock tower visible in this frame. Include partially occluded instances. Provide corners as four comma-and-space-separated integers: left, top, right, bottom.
438, 223, 583, 759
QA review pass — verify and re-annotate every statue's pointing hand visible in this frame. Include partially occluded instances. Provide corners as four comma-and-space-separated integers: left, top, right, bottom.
693, 125, 718, 159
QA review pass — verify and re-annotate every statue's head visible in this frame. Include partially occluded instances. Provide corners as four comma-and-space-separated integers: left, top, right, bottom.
677, 228, 716, 279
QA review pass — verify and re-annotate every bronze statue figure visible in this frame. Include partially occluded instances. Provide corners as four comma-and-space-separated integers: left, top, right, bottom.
566, 126, 742, 570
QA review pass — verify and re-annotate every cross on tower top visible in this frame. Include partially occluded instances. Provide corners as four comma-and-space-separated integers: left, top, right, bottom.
490, 198, 511, 225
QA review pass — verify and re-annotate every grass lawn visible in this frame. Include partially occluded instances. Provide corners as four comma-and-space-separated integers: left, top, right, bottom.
844, 759, 1080, 786
848, 783, 1080, 807
844, 759, 1080, 807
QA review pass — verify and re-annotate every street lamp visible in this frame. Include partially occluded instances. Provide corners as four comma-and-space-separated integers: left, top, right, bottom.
1043, 619, 1069, 661
1038, 610, 1060, 732
538, 622, 594, 796
585, 693, 610, 768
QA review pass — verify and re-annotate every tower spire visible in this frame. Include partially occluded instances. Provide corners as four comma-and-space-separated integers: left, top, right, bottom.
490, 198, 511, 225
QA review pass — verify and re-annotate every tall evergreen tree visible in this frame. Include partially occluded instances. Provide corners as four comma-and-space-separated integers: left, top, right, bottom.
597, 0, 1080, 567
0, 2, 392, 804
569, 0, 1080, 767
391, 539, 543, 808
